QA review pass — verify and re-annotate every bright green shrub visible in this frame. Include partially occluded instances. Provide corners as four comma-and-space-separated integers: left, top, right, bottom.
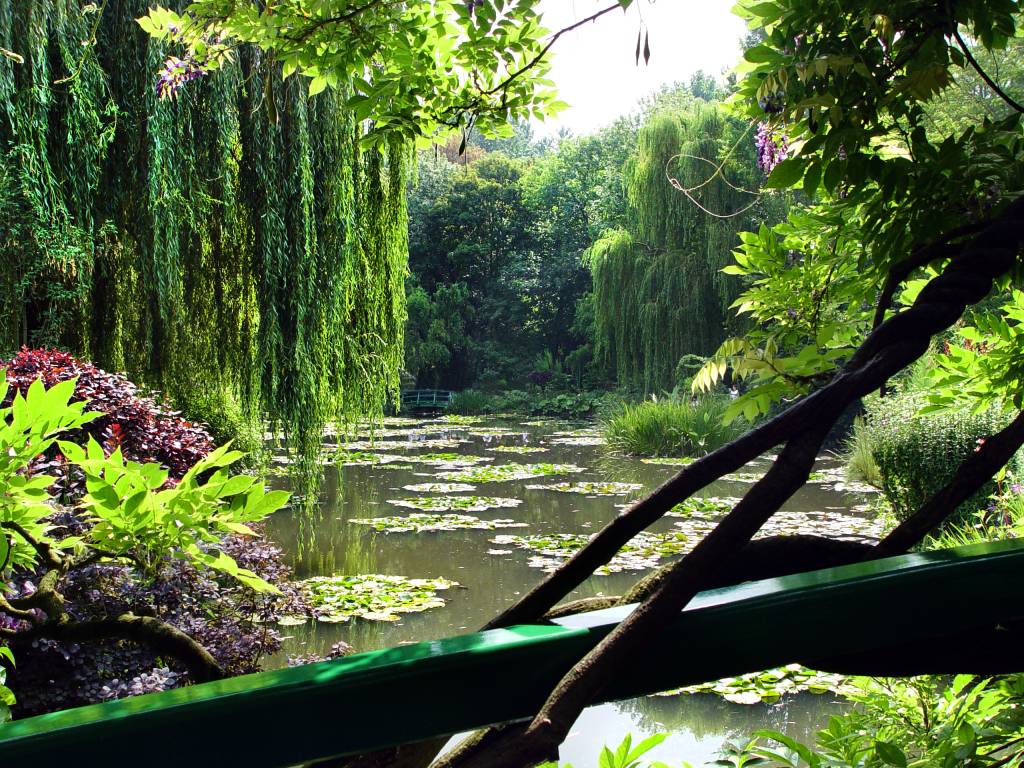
603, 395, 746, 457
864, 391, 1011, 522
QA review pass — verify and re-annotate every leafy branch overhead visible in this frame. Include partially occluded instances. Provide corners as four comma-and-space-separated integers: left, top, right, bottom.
694, 0, 1024, 422
136, 0, 627, 145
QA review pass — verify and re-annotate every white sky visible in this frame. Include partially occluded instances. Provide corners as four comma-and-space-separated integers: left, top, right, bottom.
533, 0, 748, 137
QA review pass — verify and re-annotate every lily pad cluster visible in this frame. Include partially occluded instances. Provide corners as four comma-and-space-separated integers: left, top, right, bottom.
437, 463, 584, 483
490, 445, 548, 454
330, 451, 407, 466
341, 438, 466, 451
640, 457, 695, 466
289, 574, 459, 623
667, 496, 742, 517
526, 481, 643, 496
547, 436, 606, 446
656, 664, 850, 704
433, 415, 485, 426
405, 453, 493, 468
350, 513, 528, 533
402, 482, 477, 493
490, 530, 690, 574
387, 495, 523, 512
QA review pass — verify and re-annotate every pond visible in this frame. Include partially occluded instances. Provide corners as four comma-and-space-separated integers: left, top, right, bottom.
264, 415, 878, 765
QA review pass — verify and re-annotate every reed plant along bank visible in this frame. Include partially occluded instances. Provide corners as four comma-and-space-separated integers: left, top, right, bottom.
603, 395, 746, 457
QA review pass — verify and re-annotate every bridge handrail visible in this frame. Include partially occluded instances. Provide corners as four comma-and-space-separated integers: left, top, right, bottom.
2, 540, 1023, 766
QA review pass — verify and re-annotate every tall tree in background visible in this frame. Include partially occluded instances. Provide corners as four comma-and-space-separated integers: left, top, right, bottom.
589, 103, 783, 393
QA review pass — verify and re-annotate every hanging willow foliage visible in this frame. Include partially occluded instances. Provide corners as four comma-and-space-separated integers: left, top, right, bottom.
589, 105, 780, 393
0, 0, 409, 475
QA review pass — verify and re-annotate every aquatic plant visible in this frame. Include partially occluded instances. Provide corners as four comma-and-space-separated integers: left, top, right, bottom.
547, 436, 606, 446
603, 396, 747, 458
386, 496, 523, 512
350, 513, 528, 533
340, 438, 467, 451
667, 496, 742, 517
490, 445, 549, 454
492, 531, 690, 574
525, 482, 643, 496
292, 575, 459, 623
402, 483, 477, 493
438, 463, 584, 483
640, 457, 695, 467
657, 664, 848, 704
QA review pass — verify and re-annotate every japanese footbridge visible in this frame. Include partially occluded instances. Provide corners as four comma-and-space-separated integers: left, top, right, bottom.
4, 540, 1024, 766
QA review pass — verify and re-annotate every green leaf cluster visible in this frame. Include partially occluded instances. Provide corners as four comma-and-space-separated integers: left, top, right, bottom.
62, 441, 289, 592
0, 374, 98, 572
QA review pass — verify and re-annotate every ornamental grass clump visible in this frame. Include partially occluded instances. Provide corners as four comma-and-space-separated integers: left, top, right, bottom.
602, 395, 746, 457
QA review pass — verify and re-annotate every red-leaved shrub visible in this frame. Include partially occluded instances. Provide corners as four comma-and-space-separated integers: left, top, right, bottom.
1, 348, 213, 483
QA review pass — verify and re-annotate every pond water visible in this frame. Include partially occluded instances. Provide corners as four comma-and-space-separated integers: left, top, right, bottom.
264, 415, 878, 765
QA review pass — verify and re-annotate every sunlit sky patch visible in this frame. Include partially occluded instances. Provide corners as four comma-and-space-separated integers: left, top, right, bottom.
533, 0, 747, 137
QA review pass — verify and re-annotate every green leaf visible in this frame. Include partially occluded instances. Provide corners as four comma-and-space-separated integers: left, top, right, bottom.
874, 741, 907, 768
765, 158, 807, 189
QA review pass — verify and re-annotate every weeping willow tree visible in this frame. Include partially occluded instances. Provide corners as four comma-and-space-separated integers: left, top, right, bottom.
0, 0, 409, 473
589, 105, 778, 393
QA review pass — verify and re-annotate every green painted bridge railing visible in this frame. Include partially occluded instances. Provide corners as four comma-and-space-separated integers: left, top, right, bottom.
400, 388, 454, 411
3, 540, 1024, 767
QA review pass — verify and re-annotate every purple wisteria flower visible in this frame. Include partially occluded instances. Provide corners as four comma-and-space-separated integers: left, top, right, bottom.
755, 121, 789, 174
155, 55, 205, 100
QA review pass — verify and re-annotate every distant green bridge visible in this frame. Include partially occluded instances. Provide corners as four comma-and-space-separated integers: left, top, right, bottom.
400, 388, 454, 412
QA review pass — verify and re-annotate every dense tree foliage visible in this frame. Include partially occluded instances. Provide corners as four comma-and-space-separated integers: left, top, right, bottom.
403, 112, 636, 390
590, 102, 786, 393
0, 1, 409, 477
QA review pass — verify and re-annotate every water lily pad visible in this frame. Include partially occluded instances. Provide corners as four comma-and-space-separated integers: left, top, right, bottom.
341, 438, 467, 451
526, 481, 643, 496
547, 436, 606, 446
464, 428, 522, 437
437, 463, 584, 483
655, 664, 851, 702
287, 574, 458, 624
667, 496, 742, 517
550, 429, 602, 438
402, 482, 477, 493
387, 495, 523, 512
350, 513, 528, 533
490, 445, 548, 454
640, 457, 695, 467
331, 451, 408, 466
491, 530, 690, 574
433, 415, 485, 425
401, 453, 494, 470
721, 471, 767, 483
